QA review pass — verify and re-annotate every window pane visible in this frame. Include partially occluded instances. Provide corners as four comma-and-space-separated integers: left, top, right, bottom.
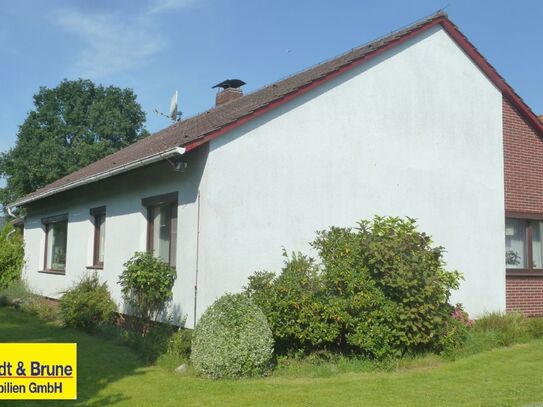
532, 221, 543, 269
152, 205, 171, 263
505, 219, 526, 269
47, 221, 67, 270
97, 215, 105, 264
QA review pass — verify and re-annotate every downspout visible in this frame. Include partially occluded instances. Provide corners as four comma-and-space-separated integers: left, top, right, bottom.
193, 190, 200, 328
6, 206, 20, 239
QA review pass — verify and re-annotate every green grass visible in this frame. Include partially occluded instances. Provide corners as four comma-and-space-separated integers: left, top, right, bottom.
1, 308, 543, 406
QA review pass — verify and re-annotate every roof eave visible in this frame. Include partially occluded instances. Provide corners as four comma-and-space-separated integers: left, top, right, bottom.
8, 146, 186, 209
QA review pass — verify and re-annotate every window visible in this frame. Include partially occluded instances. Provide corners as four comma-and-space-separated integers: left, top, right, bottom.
90, 206, 106, 268
42, 214, 68, 273
142, 193, 178, 267
505, 217, 543, 272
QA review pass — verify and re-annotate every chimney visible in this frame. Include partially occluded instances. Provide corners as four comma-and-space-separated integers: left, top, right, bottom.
212, 79, 246, 106
539, 114, 543, 124
216, 87, 243, 106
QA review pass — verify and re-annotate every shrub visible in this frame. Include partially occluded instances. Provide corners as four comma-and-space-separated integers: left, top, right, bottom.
0, 280, 59, 321
59, 273, 117, 332
167, 329, 192, 359
23, 296, 60, 321
0, 279, 33, 307
191, 293, 274, 379
119, 252, 177, 328
438, 305, 472, 356
246, 216, 463, 359
0, 223, 24, 290
246, 252, 338, 353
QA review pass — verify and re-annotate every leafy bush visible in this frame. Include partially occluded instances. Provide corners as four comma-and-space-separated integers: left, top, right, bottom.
167, 329, 192, 359
59, 273, 117, 332
246, 216, 463, 358
246, 252, 338, 353
119, 252, 177, 327
438, 305, 472, 356
191, 293, 274, 379
0, 223, 24, 290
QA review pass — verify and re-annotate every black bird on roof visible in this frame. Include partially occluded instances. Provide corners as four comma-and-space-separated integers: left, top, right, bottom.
212, 79, 246, 90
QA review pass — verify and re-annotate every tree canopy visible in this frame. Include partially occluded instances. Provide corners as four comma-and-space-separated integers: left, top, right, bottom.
0, 79, 149, 207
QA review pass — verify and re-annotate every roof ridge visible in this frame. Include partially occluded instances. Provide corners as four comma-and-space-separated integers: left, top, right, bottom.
9, 11, 453, 207
159, 10, 449, 129
15, 10, 542, 208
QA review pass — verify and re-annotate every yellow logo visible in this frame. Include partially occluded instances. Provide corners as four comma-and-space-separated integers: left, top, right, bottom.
0, 343, 77, 400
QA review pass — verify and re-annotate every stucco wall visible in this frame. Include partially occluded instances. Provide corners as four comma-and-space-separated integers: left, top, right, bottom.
199, 25, 505, 318
22, 25, 505, 325
22, 146, 208, 327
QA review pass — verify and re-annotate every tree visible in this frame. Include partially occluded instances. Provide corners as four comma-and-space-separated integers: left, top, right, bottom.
0, 79, 149, 206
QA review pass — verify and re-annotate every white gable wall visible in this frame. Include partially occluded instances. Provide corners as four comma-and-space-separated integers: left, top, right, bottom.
199, 25, 504, 319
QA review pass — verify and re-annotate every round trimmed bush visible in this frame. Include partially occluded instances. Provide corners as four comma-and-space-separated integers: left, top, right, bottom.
191, 293, 274, 379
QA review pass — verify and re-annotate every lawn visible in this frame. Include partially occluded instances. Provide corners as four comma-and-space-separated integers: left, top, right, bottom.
1, 307, 543, 407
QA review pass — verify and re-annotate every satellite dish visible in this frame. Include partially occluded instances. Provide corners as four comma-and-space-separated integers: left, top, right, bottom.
169, 91, 178, 121
154, 90, 182, 122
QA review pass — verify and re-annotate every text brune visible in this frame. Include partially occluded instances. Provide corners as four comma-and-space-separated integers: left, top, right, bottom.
30, 362, 73, 377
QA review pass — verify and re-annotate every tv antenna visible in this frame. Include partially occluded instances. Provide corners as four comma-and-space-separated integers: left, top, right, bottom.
154, 90, 182, 122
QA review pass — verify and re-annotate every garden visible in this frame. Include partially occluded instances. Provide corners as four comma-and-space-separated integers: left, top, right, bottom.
1, 217, 543, 406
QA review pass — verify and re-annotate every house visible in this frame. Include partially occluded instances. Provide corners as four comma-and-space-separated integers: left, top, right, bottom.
9, 12, 543, 327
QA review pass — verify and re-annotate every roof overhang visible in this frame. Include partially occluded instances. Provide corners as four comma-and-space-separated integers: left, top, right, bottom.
8, 146, 186, 209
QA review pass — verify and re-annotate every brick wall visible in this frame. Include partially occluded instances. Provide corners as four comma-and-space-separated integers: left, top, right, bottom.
503, 97, 543, 316
503, 98, 543, 214
506, 276, 543, 316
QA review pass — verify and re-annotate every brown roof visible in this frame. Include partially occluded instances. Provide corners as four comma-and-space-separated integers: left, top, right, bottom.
539, 115, 543, 123
11, 11, 543, 207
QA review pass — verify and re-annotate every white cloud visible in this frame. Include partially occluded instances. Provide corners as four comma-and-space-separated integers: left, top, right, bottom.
148, 0, 197, 14
54, 0, 200, 78
56, 9, 164, 78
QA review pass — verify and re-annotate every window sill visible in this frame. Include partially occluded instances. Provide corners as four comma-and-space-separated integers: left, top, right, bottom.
38, 269, 65, 275
86, 265, 104, 270
506, 269, 543, 277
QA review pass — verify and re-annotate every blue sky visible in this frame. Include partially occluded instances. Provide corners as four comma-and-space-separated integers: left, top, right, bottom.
1, 0, 542, 155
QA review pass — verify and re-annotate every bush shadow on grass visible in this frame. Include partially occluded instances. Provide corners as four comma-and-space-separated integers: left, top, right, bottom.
0, 307, 149, 406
